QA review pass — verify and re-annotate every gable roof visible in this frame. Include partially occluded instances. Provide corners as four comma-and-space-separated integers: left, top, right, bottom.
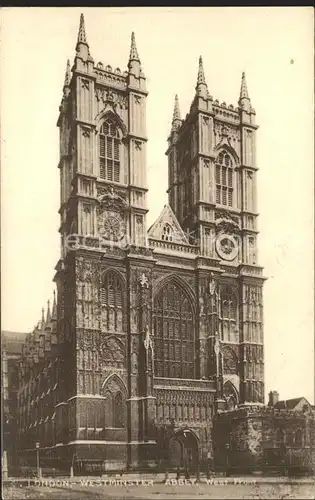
274, 397, 311, 410
148, 205, 189, 244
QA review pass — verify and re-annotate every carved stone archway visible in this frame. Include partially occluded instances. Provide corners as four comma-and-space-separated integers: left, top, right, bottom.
169, 429, 199, 474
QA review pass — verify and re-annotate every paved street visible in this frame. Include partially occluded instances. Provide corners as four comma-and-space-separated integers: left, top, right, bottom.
3, 476, 315, 500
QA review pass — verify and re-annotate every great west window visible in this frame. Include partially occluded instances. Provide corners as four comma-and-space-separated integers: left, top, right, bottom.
153, 282, 194, 378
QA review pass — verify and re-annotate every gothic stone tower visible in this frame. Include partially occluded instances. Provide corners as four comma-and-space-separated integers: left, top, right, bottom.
165, 58, 265, 409
55, 15, 155, 470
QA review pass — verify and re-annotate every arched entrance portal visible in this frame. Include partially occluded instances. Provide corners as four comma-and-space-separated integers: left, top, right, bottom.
169, 429, 199, 475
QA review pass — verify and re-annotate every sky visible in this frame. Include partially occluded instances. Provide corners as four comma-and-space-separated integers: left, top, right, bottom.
1, 7, 314, 403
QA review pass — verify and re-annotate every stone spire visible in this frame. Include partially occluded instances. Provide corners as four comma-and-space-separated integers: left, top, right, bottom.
128, 32, 142, 78
238, 71, 251, 111
52, 290, 57, 320
46, 300, 51, 324
171, 94, 181, 132
75, 13, 91, 61
195, 56, 208, 98
77, 13, 87, 46
63, 59, 71, 89
129, 31, 140, 64
41, 307, 46, 332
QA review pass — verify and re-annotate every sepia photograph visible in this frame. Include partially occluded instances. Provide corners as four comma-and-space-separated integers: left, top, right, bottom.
1, 6, 314, 499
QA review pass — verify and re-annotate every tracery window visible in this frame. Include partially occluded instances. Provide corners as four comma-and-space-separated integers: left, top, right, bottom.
99, 119, 121, 182
153, 282, 195, 379
161, 223, 174, 242
104, 390, 125, 428
216, 151, 233, 207
222, 287, 237, 320
221, 286, 238, 342
100, 271, 124, 332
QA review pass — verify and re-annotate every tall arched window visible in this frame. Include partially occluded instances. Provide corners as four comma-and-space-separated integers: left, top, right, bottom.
99, 119, 121, 182
216, 151, 233, 207
104, 389, 125, 428
113, 392, 124, 428
100, 272, 124, 332
153, 282, 195, 379
221, 286, 237, 342
161, 223, 174, 242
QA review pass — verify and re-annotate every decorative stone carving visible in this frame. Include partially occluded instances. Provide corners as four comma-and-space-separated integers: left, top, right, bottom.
97, 186, 128, 211
95, 87, 128, 110
139, 273, 149, 289
99, 336, 125, 368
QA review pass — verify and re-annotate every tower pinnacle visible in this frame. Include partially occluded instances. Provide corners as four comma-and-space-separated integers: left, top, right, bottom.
171, 94, 181, 132
75, 13, 91, 61
52, 290, 57, 320
41, 307, 45, 331
46, 300, 51, 324
195, 56, 209, 99
238, 71, 251, 111
239, 71, 249, 100
77, 13, 87, 45
129, 32, 140, 64
63, 59, 71, 89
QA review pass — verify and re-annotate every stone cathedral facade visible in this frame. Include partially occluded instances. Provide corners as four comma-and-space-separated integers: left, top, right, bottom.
17, 14, 265, 472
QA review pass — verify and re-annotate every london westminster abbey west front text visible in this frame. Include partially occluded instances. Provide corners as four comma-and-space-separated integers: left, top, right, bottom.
53, 14, 266, 471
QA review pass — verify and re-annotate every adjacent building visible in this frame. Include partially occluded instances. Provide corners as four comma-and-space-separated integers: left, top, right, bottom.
2, 331, 27, 474
213, 392, 315, 474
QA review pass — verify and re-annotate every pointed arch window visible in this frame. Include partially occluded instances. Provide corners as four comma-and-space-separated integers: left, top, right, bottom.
99, 119, 121, 182
221, 287, 237, 320
113, 392, 124, 428
100, 271, 124, 332
153, 282, 195, 379
103, 389, 125, 429
216, 151, 233, 207
161, 223, 174, 242
221, 286, 238, 342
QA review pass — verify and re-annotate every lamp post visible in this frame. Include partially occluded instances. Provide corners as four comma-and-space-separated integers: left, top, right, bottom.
224, 443, 230, 477
36, 442, 40, 478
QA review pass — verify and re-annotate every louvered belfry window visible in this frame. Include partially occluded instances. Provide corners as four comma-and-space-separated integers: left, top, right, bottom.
100, 272, 123, 332
99, 119, 121, 182
153, 282, 194, 379
216, 151, 233, 207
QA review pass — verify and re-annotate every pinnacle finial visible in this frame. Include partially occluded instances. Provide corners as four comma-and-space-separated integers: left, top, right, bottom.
46, 300, 51, 324
195, 55, 209, 98
64, 59, 71, 88
129, 31, 140, 64
239, 71, 250, 100
77, 13, 87, 45
41, 307, 45, 331
171, 94, 181, 132
197, 56, 206, 85
52, 290, 57, 320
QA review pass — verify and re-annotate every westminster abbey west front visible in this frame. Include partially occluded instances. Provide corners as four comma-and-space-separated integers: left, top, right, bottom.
17, 14, 266, 473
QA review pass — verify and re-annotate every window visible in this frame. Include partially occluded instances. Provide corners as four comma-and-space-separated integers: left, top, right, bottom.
100, 271, 124, 332
221, 287, 237, 321
153, 282, 194, 379
161, 223, 174, 242
215, 151, 233, 207
99, 119, 121, 182
104, 390, 125, 428
294, 429, 303, 447
113, 392, 124, 428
